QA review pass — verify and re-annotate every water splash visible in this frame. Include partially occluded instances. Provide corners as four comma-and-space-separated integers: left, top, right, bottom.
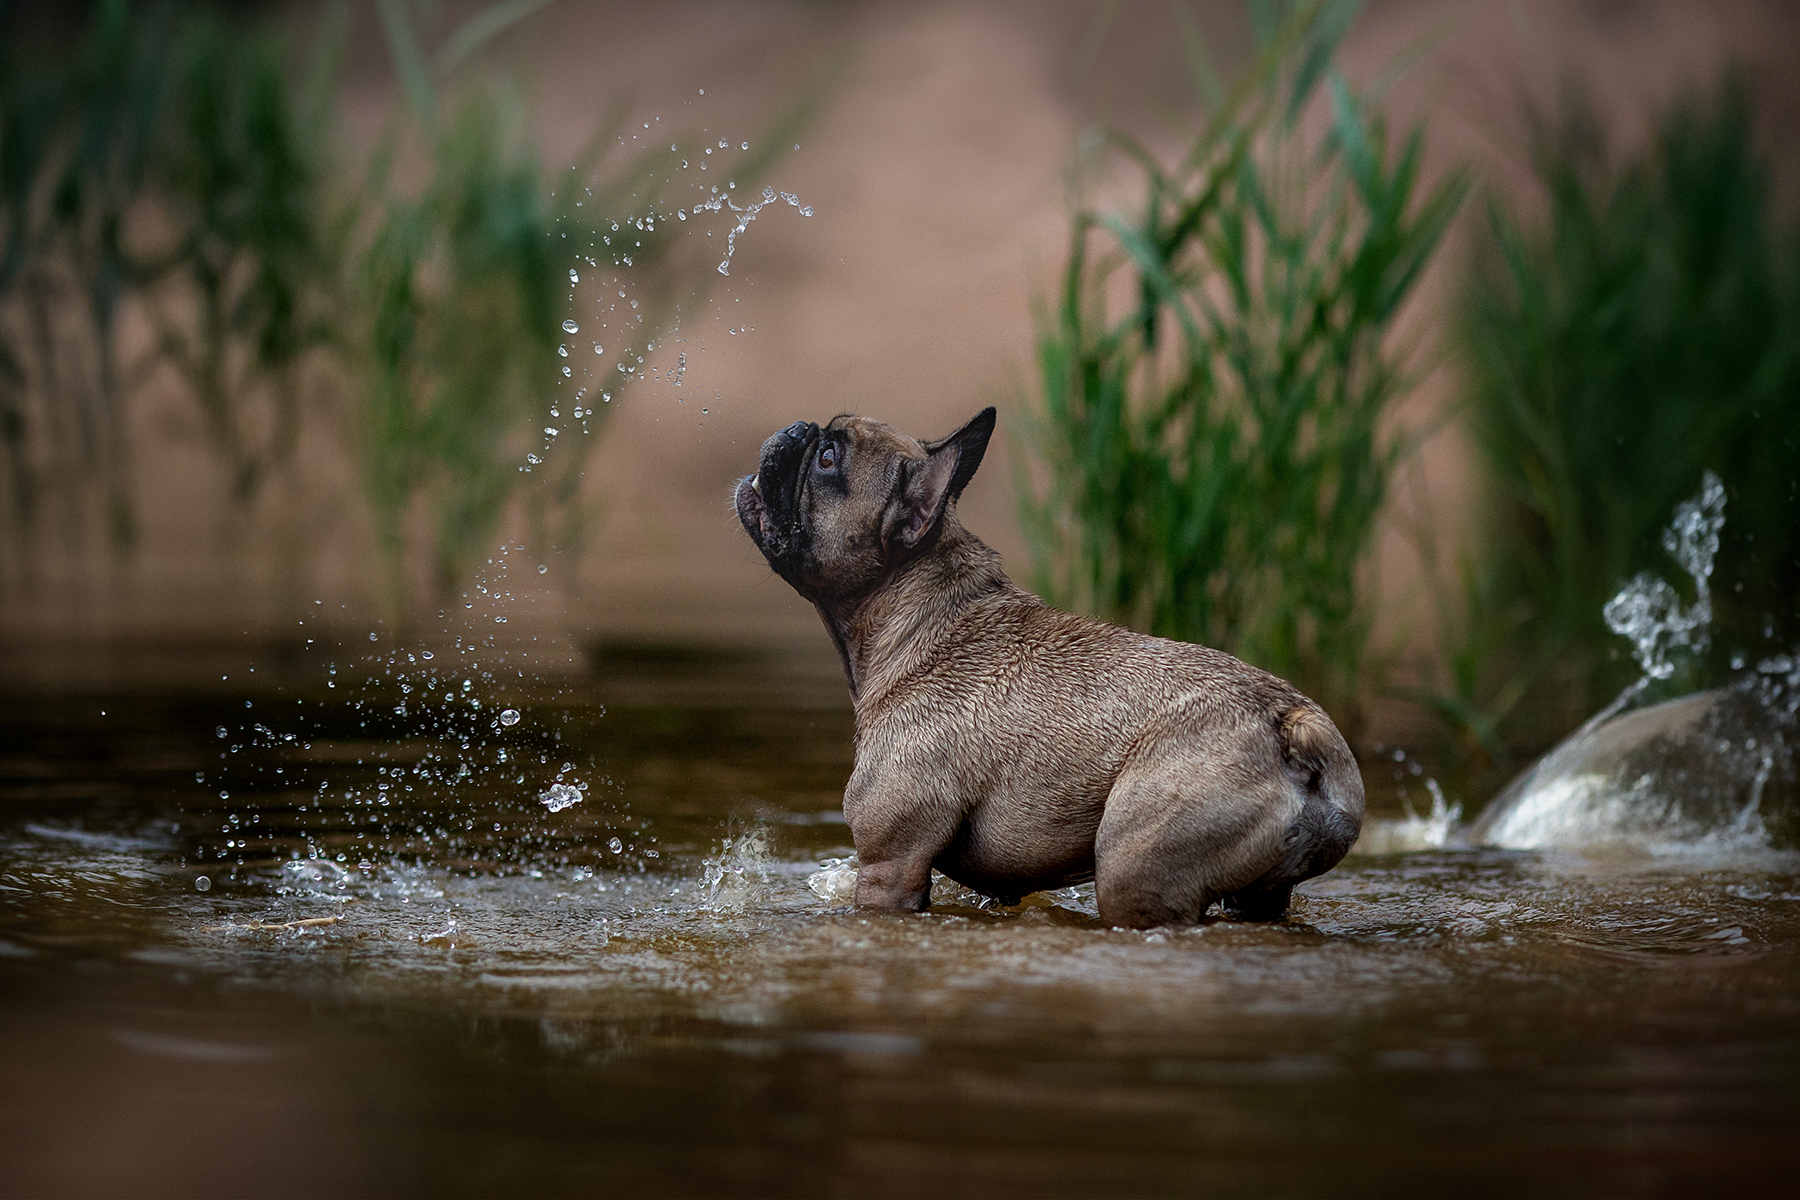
1474, 473, 1799, 851
1601, 471, 1724, 687
539, 783, 582, 813
703, 830, 774, 910
1353, 781, 1463, 854
689, 186, 814, 276
807, 856, 858, 904
186, 542, 645, 891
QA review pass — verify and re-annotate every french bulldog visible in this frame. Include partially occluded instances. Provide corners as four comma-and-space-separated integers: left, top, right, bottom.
734, 407, 1363, 927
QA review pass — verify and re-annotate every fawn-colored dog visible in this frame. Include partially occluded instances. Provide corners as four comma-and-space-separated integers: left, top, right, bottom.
734, 408, 1363, 927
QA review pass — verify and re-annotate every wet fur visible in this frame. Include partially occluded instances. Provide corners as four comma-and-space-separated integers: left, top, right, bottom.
734, 409, 1364, 927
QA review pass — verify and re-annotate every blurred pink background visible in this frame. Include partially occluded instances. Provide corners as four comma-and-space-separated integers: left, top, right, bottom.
5, 1, 1796, 706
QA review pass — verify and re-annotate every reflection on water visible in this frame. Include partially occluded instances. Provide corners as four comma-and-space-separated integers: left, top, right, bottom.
2, 648, 1798, 1197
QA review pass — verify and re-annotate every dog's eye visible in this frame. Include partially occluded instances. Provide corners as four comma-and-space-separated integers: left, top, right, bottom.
817, 444, 837, 471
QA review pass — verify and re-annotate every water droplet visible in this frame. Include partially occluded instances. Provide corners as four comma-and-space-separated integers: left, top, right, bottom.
499, 708, 521, 726
537, 564, 548, 574
677, 210, 687, 221
461, 679, 473, 692
593, 342, 604, 354
369, 632, 378, 642
608, 836, 623, 854
216, 726, 228, 738
558, 345, 569, 357
527, 453, 541, 464
561, 366, 572, 378
195, 876, 211, 892
540, 782, 583, 812
740, 141, 749, 150
568, 270, 579, 284
545, 427, 559, 437
421, 650, 433, 660
562, 318, 579, 333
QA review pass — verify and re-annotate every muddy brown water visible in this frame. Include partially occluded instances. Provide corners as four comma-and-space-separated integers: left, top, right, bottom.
2, 640, 1797, 1198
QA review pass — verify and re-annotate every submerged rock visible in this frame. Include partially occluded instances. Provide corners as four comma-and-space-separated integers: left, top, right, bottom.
1473, 686, 1798, 850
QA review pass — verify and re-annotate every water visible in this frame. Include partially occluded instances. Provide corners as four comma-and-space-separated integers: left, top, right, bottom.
1473, 473, 1799, 853
2, 644, 1798, 1197
1601, 471, 1724, 686
691, 184, 815, 275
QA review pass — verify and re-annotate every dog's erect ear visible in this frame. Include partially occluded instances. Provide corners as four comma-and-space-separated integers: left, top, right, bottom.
925, 407, 996, 502
895, 449, 956, 550
894, 408, 997, 550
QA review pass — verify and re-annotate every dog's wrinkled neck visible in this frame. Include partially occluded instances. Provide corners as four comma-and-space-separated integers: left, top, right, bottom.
815, 513, 1013, 704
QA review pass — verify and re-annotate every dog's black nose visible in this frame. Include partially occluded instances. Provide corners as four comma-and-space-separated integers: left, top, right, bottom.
759, 420, 820, 494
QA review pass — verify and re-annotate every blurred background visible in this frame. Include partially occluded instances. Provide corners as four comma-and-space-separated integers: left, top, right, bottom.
2, 0, 1797, 773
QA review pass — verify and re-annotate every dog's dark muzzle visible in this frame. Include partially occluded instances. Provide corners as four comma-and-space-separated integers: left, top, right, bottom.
760, 421, 817, 484
742, 420, 817, 562
758, 420, 817, 512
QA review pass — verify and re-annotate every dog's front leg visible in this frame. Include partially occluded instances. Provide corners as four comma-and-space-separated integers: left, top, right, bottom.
852, 854, 935, 912
844, 767, 961, 913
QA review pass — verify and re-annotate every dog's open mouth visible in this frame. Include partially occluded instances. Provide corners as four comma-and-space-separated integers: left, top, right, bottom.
735, 473, 774, 545
738, 419, 819, 566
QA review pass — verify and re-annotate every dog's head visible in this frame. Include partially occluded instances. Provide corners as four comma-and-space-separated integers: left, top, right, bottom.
734, 407, 995, 603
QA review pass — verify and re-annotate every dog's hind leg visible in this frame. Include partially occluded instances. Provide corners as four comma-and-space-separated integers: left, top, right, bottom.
1093, 729, 1302, 929
1221, 706, 1365, 920
1220, 791, 1362, 919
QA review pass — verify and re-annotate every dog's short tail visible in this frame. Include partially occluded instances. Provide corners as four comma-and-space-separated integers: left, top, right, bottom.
1279, 703, 1365, 828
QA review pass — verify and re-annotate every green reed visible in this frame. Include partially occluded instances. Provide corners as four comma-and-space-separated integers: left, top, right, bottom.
146, 10, 334, 508
0, 1, 819, 620
350, 0, 818, 616
0, 0, 189, 554
1019, 0, 1465, 728
1437, 72, 1800, 755
344, 0, 567, 614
